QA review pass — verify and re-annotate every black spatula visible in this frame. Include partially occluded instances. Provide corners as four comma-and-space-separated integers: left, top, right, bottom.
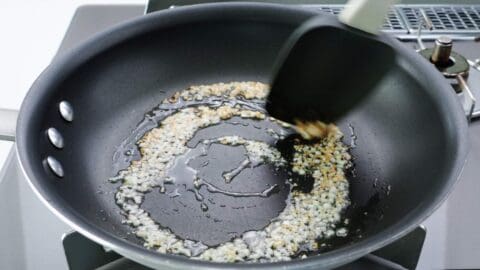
267, 0, 396, 125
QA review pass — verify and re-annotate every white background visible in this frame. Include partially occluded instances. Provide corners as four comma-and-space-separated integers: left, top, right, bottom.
0, 0, 144, 168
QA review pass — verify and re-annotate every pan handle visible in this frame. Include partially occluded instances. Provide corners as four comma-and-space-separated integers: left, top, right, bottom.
0, 109, 18, 142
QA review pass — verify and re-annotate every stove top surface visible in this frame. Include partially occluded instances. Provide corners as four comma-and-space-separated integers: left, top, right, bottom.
0, 3, 479, 270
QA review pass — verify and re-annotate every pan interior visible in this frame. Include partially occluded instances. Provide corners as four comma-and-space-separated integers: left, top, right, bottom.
111, 93, 295, 246
141, 121, 292, 246
20, 4, 462, 266
107, 81, 352, 262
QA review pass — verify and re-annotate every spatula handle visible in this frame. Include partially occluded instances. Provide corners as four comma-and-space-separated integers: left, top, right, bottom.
339, 0, 396, 34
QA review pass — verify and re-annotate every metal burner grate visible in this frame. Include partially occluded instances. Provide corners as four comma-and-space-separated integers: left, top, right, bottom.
304, 4, 480, 37
398, 5, 480, 33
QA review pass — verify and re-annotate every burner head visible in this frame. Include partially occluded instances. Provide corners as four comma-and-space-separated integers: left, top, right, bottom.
419, 36, 469, 78
431, 36, 452, 67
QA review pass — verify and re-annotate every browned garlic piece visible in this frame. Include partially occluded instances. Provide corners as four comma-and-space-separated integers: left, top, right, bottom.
294, 119, 339, 140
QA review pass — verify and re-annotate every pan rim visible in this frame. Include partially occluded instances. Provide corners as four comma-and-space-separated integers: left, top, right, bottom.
16, 2, 469, 269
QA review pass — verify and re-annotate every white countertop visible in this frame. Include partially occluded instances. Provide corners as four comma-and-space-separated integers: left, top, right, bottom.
0, 0, 144, 169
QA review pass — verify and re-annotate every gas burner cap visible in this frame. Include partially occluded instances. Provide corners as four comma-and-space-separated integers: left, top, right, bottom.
419, 36, 469, 78
436, 36, 452, 46
420, 49, 469, 78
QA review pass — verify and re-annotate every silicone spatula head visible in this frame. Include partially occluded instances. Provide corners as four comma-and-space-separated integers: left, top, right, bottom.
267, 0, 396, 124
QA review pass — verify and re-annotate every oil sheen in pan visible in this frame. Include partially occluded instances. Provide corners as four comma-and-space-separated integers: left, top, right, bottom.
109, 82, 352, 262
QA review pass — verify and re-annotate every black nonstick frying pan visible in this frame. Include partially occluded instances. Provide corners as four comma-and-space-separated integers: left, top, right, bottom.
0, 3, 468, 269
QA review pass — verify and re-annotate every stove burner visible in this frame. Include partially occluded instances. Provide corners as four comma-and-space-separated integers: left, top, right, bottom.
412, 17, 477, 120
420, 49, 470, 78
419, 36, 470, 78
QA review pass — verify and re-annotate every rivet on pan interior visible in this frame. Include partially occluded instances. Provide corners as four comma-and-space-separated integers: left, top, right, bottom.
47, 128, 64, 149
46, 156, 64, 178
59, 101, 74, 122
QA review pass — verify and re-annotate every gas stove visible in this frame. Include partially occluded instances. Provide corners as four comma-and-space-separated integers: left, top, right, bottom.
0, 2, 479, 270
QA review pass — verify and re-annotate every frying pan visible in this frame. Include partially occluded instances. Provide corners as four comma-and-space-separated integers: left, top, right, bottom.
0, 3, 468, 269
